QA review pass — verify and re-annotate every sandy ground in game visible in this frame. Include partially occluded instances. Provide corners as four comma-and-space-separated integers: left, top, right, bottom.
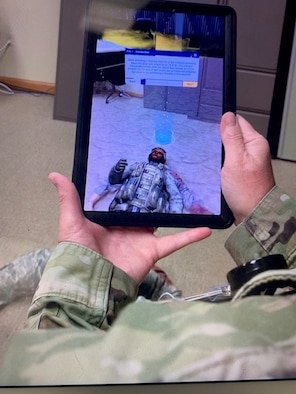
85, 91, 222, 214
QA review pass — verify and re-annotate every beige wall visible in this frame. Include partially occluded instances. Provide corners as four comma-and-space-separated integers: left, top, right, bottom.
0, 0, 61, 84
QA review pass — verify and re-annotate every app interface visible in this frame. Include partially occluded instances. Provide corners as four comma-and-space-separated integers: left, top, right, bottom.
85, 9, 225, 216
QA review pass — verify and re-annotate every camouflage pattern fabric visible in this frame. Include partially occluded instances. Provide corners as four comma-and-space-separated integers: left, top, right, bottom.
0, 185, 295, 385
0, 248, 51, 307
225, 186, 296, 267
25, 242, 138, 331
1, 292, 296, 384
0, 250, 180, 308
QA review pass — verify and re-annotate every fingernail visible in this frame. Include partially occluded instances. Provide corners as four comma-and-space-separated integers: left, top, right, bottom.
224, 112, 237, 127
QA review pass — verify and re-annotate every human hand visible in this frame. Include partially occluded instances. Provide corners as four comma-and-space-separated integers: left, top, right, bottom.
221, 112, 275, 225
48, 172, 211, 283
115, 159, 128, 172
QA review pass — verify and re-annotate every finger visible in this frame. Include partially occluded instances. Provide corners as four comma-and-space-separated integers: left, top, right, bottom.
220, 112, 245, 161
48, 172, 85, 227
155, 227, 212, 259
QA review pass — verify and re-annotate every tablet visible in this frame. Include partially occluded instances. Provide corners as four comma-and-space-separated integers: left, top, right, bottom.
72, 0, 236, 228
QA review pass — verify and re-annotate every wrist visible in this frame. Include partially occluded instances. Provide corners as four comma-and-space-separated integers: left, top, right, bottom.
233, 185, 277, 226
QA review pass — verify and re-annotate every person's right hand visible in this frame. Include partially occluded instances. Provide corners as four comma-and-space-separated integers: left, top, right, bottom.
220, 112, 275, 225
115, 159, 128, 172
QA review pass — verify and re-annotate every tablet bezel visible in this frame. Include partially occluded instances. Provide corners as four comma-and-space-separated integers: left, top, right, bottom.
72, 1, 236, 229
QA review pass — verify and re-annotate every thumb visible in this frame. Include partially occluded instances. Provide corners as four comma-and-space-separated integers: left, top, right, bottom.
48, 172, 85, 235
220, 112, 246, 162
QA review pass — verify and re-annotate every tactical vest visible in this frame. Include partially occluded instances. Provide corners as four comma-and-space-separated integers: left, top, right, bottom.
109, 162, 168, 213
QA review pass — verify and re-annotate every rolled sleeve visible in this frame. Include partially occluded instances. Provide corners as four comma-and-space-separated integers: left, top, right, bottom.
26, 242, 138, 331
225, 186, 296, 268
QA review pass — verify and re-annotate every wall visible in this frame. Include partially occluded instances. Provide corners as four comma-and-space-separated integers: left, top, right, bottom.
0, 0, 61, 93
278, 24, 296, 161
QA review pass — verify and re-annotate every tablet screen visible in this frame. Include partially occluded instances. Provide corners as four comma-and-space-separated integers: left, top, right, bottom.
73, 1, 236, 228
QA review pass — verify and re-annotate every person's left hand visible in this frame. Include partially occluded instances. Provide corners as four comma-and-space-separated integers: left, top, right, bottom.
49, 172, 212, 284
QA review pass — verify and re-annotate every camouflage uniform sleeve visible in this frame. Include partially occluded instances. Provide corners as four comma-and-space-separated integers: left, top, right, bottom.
225, 186, 296, 268
25, 242, 138, 331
